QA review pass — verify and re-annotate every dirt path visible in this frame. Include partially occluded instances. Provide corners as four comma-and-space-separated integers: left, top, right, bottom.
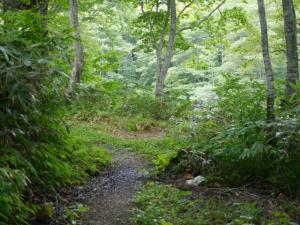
49, 127, 162, 225
69, 148, 149, 225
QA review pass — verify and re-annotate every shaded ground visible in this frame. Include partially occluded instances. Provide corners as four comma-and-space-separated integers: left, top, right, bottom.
111, 127, 164, 140
79, 149, 149, 225
154, 171, 300, 223
46, 121, 165, 225
51, 148, 150, 225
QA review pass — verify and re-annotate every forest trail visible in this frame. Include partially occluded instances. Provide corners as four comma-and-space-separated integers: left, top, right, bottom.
72, 148, 149, 225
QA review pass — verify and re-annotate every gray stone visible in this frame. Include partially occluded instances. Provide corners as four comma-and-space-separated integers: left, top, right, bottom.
186, 175, 206, 186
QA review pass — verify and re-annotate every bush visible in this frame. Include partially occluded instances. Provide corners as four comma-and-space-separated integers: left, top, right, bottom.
68, 79, 125, 120
178, 74, 300, 193
117, 91, 192, 120
0, 12, 111, 224
68, 83, 192, 124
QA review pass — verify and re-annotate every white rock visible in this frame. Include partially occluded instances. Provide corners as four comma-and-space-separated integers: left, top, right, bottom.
186, 175, 206, 186
186, 179, 197, 186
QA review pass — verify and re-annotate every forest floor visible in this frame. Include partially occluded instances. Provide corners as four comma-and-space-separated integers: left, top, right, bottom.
50, 148, 149, 225
74, 148, 149, 225
48, 120, 300, 225
49, 121, 163, 225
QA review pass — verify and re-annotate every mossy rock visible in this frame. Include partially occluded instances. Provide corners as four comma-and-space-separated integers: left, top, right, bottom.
36, 202, 54, 222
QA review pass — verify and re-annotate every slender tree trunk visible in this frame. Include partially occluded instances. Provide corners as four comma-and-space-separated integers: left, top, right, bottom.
282, 0, 299, 97
155, 5, 169, 97
257, 0, 276, 127
69, 0, 84, 84
155, 0, 177, 97
155, 48, 164, 96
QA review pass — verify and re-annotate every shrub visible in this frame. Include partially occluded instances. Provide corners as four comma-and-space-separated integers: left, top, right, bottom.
178, 74, 300, 193
118, 91, 192, 120
0, 12, 111, 224
68, 79, 125, 120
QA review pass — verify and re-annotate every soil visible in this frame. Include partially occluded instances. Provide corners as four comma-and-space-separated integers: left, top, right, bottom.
111, 127, 164, 140
50, 148, 150, 225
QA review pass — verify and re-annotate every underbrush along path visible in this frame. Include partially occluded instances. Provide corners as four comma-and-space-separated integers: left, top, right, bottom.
73, 148, 149, 225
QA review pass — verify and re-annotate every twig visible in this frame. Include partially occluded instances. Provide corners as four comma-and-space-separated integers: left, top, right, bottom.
180, 0, 226, 32
177, 0, 196, 20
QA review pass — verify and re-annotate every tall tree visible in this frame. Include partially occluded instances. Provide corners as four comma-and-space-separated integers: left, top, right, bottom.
257, 0, 276, 126
69, 0, 84, 84
282, 0, 299, 97
155, 0, 177, 96
136, 0, 227, 97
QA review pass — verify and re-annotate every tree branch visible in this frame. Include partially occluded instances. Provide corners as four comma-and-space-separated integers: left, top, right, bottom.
180, 0, 226, 32
140, 0, 145, 14
177, 0, 195, 19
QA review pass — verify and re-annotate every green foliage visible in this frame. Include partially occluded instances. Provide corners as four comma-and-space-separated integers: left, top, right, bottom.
1, 0, 300, 223
120, 116, 158, 132
65, 204, 89, 225
214, 74, 266, 125
131, 182, 264, 225
0, 167, 36, 225
69, 121, 112, 176
69, 118, 189, 175
118, 91, 192, 120
0, 10, 67, 223
68, 79, 192, 122
180, 75, 300, 192
0, 10, 111, 224
68, 79, 124, 120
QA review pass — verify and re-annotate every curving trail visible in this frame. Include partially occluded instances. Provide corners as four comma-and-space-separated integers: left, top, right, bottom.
73, 149, 149, 225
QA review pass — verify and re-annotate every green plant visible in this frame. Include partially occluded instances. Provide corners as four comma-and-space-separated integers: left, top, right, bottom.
117, 91, 191, 120
131, 182, 263, 225
68, 79, 125, 120
267, 211, 297, 225
0, 11, 112, 224
175, 74, 300, 192
65, 204, 89, 225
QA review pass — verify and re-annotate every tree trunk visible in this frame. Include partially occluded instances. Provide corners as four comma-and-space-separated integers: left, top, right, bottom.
69, 0, 84, 84
282, 0, 299, 97
155, 48, 164, 97
155, 0, 177, 97
155, 5, 169, 97
257, 0, 276, 126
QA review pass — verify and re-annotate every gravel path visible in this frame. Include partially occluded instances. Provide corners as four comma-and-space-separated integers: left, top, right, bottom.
71, 149, 149, 225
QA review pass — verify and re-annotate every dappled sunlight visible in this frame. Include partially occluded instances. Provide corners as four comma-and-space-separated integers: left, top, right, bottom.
1, 0, 299, 224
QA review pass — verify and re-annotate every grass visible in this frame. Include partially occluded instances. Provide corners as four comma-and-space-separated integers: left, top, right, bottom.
131, 182, 298, 225
68, 117, 300, 225
69, 121, 112, 177
68, 118, 188, 174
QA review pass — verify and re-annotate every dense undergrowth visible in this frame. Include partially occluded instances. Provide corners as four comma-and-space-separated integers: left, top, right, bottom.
68, 78, 192, 122
0, 12, 112, 224
131, 182, 299, 225
0, 36, 189, 223
66, 76, 300, 223
171, 75, 300, 194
